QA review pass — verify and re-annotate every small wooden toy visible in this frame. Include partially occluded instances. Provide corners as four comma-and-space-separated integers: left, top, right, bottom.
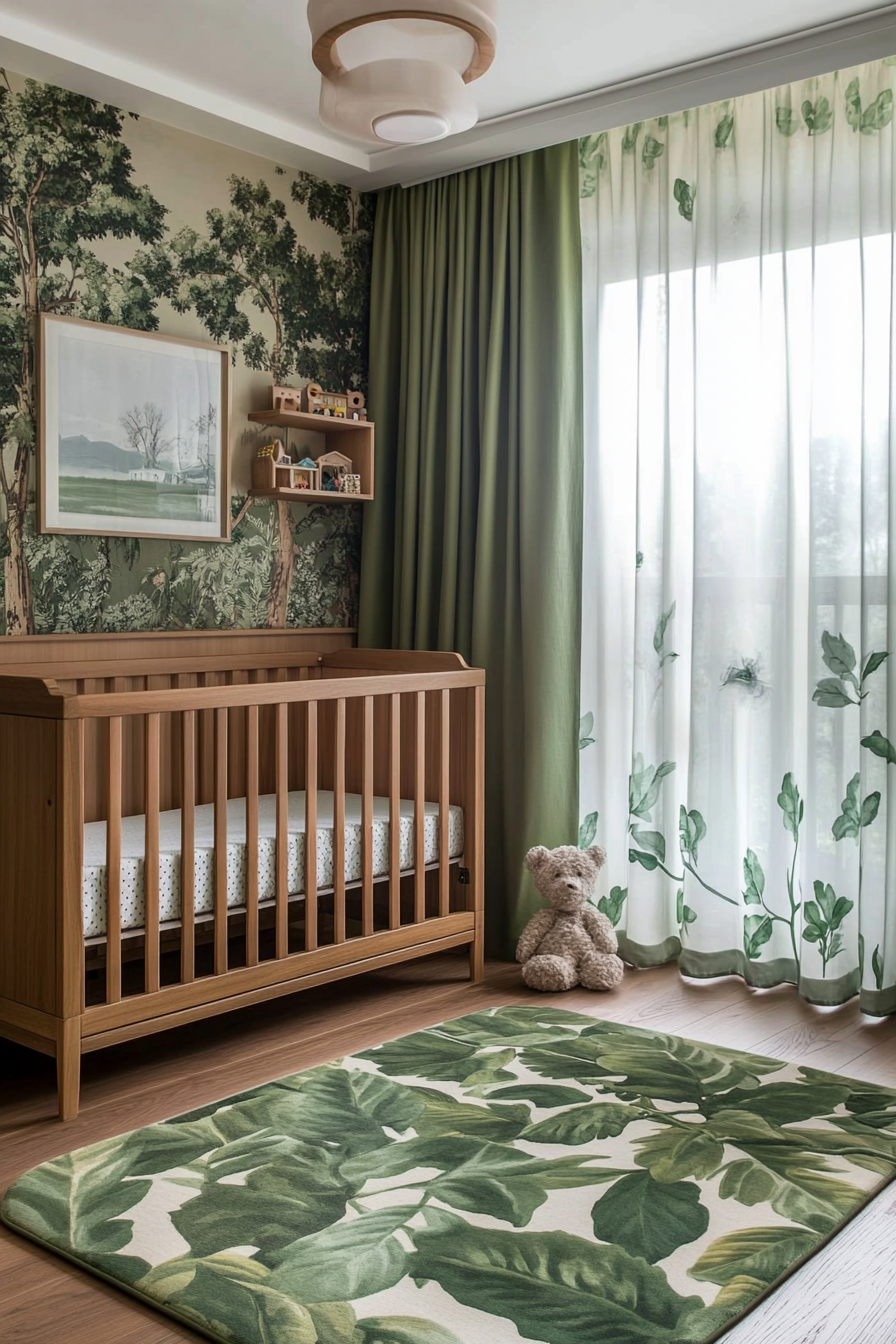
301, 382, 348, 417
252, 440, 320, 492
292, 464, 320, 491
256, 440, 291, 463
317, 449, 353, 492
269, 383, 368, 420
346, 390, 367, 421
342, 474, 362, 495
272, 385, 301, 413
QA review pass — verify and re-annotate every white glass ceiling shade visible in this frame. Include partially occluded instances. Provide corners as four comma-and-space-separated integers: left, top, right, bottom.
307, 1, 497, 147
373, 111, 452, 143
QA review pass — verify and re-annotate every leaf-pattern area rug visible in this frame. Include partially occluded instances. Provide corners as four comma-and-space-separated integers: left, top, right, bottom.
4, 1008, 896, 1344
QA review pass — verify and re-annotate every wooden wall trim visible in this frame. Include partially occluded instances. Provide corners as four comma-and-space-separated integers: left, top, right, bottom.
0, 628, 356, 645
0, 627, 357, 668
323, 649, 471, 672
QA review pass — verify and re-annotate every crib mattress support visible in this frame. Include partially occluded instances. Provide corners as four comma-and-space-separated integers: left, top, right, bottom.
79, 925, 475, 1053
80, 911, 476, 1036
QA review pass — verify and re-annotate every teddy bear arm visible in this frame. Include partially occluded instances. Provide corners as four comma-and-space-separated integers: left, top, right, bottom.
515, 909, 556, 963
582, 907, 618, 955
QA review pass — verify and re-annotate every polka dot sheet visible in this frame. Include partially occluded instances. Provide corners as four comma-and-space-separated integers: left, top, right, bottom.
81, 792, 464, 939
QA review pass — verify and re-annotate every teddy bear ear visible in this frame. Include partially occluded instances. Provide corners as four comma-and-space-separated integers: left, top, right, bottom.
526, 845, 550, 874
587, 844, 607, 870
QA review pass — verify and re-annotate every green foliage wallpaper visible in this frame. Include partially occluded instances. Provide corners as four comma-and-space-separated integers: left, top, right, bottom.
0, 70, 372, 636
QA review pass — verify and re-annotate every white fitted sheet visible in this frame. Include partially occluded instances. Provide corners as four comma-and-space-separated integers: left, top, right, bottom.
82, 791, 464, 939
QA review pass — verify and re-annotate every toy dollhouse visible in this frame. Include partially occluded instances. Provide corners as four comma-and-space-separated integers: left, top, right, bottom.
317, 449, 353, 491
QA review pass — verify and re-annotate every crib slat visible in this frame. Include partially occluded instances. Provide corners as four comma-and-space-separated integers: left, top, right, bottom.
214, 708, 228, 974
275, 701, 288, 958
334, 697, 346, 944
361, 695, 374, 936
198, 671, 215, 805
180, 711, 196, 984
414, 692, 426, 924
144, 713, 161, 994
245, 704, 259, 967
105, 717, 122, 1004
288, 669, 302, 791
81, 682, 104, 825
389, 694, 400, 930
226, 671, 247, 802
148, 675, 173, 813
305, 701, 318, 952
439, 689, 450, 918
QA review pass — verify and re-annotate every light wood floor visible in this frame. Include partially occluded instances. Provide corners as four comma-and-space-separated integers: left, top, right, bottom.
2, 956, 896, 1344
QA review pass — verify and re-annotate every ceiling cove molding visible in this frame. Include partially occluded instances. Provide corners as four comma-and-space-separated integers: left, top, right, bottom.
1, 4, 896, 190
0, 11, 369, 180
371, 2, 896, 189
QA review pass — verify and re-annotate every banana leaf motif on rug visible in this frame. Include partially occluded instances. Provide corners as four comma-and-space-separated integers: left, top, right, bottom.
4, 1007, 896, 1344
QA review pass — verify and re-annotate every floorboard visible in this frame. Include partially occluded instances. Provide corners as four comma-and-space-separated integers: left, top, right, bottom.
2, 955, 895, 1343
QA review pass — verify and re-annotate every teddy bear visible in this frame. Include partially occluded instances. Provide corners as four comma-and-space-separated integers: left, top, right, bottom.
516, 844, 625, 992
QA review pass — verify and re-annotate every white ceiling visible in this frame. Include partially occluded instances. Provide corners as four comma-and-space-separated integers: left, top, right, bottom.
2, 1, 896, 188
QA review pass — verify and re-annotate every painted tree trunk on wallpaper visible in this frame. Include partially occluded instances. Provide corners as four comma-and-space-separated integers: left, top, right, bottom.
0, 72, 371, 635
4, 147, 35, 637
270, 503, 295, 626
4, 429, 33, 635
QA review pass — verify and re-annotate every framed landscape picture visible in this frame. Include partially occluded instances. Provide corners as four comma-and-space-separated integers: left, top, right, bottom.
39, 315, 231, 542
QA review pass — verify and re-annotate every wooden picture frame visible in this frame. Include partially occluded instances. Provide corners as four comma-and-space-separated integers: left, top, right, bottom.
38, 314, 231, 543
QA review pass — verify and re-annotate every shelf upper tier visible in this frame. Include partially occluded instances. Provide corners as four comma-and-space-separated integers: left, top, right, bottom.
249, 487, 372, 504
248, 411, 372, 433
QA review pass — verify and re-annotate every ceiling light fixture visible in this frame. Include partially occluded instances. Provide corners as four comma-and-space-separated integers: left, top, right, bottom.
307, 1, 498, 147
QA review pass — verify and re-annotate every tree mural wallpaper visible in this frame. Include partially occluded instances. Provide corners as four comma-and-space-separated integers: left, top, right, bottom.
0, 70, 372, 636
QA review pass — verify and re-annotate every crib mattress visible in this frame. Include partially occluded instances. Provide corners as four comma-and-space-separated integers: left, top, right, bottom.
82, 792, 464, 939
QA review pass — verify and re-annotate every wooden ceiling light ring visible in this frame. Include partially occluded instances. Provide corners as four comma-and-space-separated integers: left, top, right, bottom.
312, 9, 496, 85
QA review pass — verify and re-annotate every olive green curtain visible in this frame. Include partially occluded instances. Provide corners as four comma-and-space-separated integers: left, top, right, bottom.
358, 143, 584, 955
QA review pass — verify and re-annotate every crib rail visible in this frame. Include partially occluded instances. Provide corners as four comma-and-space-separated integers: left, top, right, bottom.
0, 665, 481, 718
27, 656, 484, 1028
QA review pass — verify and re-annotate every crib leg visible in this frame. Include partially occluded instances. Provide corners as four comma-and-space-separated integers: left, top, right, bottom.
469, 928, 484, 984
56, 1018, 81, 1121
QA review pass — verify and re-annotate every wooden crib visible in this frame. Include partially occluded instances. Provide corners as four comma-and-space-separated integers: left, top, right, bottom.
0, 636, 485, 1119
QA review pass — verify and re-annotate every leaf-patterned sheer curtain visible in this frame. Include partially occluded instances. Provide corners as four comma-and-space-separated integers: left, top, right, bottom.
579, 59, 896, 1014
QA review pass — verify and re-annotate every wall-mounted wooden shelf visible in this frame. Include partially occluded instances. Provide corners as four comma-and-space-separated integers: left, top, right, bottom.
247, 411, 374, 503
249, 486, 371, 504
248, 410, 369, 435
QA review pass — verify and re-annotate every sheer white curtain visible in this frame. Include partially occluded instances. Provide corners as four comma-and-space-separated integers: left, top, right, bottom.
579, 59, 896, 1012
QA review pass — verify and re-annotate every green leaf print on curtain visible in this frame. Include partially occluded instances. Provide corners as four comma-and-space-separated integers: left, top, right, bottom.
845, 77, 894, 133
579, 57, 896, 1014
714, 112, 735, 149
832, 774, 880, 842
